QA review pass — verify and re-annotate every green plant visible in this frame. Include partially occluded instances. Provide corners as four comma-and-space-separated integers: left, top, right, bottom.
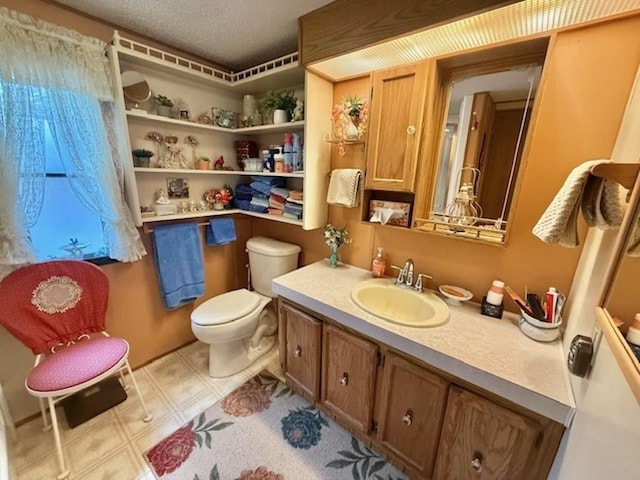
260, 90, 297, 116
132, 149, 154, 158
154, 94, 174, 107
197, 155, 210, 162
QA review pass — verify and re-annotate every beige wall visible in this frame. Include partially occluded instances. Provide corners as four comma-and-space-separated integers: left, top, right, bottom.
1, 0, 639, 422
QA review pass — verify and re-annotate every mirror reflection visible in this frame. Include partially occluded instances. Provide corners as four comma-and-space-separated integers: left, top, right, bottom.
428, 65, 542, 241
121, 70, 151, 107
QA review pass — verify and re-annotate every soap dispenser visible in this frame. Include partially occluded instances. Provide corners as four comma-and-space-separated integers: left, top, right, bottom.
371, 248, 386, 278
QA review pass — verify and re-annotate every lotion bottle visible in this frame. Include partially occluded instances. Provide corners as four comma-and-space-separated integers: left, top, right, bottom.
486, 280, 504, 306
371, 248, 386, 278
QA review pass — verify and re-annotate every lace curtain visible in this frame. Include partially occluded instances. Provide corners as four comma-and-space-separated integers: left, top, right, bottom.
0, 7, 146, 264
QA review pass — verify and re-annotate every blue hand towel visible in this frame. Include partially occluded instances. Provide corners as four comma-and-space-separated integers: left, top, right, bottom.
250, 181, 273, 196
235, 183, 254, 200
206, 218, 237, 246
251, 176, 286, 187
233, 198, 251, 210
152, 223, 204, 310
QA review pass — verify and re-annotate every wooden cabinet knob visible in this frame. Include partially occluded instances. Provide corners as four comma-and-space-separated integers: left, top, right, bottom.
340, 372, 349, 386
293, 346, 302, 357
402, 410, 413, 426
471, 452, 483, 473
407, 125, 416, 135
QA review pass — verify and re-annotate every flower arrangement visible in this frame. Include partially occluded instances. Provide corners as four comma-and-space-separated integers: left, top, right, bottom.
331, 94, 369, 156
324, 224, 352, 268
203, 185, 233, 209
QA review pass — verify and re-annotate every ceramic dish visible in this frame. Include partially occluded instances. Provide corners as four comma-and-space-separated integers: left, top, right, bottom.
518, 310, 562, 342
438, 285, 473, 305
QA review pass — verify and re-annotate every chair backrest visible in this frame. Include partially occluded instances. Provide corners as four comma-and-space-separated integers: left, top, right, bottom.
0, 260, 109, 355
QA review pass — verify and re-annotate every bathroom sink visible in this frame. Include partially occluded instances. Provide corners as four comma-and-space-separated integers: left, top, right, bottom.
350, 278, 450, 328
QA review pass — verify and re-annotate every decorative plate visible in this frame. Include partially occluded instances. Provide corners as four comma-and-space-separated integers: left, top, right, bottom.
439, 285, 473, 305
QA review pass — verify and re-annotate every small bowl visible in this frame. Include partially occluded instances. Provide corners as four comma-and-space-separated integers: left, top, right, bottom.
439, 285, 473, 305
518, 310, 562, 342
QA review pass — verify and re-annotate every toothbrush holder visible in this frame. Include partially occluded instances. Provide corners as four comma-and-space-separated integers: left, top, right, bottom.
480, 296, 503, 319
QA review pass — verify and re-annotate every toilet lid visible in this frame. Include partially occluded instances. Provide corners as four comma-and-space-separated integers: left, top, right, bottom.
191, 289, 261, 326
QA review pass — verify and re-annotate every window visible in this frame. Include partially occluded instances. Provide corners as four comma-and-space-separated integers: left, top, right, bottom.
27, 122, 110, 262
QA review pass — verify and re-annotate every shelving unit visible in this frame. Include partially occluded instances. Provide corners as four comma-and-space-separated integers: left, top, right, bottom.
110, 31, 332, 230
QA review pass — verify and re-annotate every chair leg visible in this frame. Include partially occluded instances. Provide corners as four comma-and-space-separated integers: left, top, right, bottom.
39, 397, 51, 432
124, 361, 152, 422
47, 397, 69, 480
118, 369, 130, 392
0, 383, 16, 441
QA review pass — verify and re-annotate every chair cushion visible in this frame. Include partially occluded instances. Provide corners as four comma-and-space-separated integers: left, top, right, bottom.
26, 337, 129, 393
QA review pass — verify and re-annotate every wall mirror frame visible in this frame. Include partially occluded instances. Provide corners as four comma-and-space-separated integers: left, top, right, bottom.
121, 70, 151, 108
595, 164, 640, 404
413, 38, 549, 245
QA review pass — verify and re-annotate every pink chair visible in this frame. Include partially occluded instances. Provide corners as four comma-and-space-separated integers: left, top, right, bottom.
0, 260, 152, 479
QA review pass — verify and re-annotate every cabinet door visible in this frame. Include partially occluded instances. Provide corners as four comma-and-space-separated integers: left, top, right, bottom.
279, 303, 322, 401
434, 387, 541, 480
376, 352, 448, 478
321, 324, 377, 433
366, 62, 429, 192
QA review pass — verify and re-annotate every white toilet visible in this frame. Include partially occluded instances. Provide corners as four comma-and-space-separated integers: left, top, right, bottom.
191, 236, 301, 377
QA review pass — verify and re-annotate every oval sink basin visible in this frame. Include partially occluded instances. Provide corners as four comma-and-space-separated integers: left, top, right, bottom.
351, 278, 450, 328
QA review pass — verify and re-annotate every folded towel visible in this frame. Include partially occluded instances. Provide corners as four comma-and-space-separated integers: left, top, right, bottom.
248, 203, 268, 213
288, 190, 303, 201
251, 197, 269, 208
233, 198, 251, 210
268, 208, 284, 216
251, 176, 286, 187
250, 181, 273, 196
270, 193, 287, 204
327, 169, 362, 207
532, 160, 622, 247
270, 187, 291, 198
269, 197, 285, 210
283, 212, 302, 220
286, 197, 304, 205
152, 223, 204, 310
206, 218, 237, 246
235, 183, 254, 201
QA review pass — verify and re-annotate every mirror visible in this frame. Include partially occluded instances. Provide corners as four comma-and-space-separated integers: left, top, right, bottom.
420, 65, 541, 243
121, 70, 151, 108
596, 166, 640, 403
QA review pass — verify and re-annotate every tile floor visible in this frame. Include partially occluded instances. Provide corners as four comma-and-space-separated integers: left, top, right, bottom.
6, 341, 282, 480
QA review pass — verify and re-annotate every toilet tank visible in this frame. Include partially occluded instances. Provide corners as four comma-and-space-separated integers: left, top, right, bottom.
247, 237, 301, 297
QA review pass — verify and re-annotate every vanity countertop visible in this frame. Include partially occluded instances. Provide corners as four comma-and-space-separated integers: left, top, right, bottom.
273, 261, 576, 426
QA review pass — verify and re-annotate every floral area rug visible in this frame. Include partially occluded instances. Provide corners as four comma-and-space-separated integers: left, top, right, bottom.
145, 371, 406, 480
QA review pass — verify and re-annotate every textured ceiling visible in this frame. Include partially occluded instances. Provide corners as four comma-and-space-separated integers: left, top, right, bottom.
53, 0, 333, 71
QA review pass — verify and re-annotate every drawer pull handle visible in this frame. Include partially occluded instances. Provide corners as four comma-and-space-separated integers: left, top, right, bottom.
340, 372, 349, 386
293, 346, 301, 357
471, 452, 483, 473
402, 410, 413, 426
407, 125, 416, 135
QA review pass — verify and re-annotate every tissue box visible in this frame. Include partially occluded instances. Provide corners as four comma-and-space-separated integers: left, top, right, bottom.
368, 200, 411, 227
154, 203, 178, 216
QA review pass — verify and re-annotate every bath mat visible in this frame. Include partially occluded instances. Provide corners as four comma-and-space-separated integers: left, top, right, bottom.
144, 371, 405, 479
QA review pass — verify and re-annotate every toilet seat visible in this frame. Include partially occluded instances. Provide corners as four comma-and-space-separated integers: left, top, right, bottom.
191, 289, 261, 326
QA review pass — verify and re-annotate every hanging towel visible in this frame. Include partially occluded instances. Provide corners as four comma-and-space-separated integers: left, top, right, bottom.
152, 223, 204, 310
326, 169, 362, 207
532, 160, 622, 247
206, 218, 237, 246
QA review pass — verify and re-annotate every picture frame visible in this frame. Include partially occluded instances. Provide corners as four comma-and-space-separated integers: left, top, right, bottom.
166, 177, 189, 198
179, 109, 190, 120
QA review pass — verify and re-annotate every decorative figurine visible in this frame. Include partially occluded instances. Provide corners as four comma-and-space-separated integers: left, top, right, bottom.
214, 155, 225, 170
156, 188, 170, 204
159, 135, 187, 169
292, 100, 304, 121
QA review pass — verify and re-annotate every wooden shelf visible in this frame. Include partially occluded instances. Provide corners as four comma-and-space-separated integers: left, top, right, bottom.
126, 110, 305, 135
133, 167, 304, 178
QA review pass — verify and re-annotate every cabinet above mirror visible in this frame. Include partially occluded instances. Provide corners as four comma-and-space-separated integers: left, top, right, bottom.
414, 39, 549, 244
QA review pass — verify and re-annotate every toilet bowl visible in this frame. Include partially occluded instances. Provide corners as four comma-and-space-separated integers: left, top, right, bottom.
190, 237, 300, 377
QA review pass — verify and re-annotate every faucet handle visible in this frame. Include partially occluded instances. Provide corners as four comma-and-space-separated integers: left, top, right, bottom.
414, 273, 433, 293
390, 264, 406, 285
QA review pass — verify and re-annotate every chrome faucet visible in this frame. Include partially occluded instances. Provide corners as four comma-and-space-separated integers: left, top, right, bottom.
393, 258, 432, 293
403, 259, 414, 287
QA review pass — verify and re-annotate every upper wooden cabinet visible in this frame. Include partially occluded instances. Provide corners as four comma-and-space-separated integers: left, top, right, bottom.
279, 302, 322, 401
321, 324, 378, 434
366, 62, 430, 192
376, 352, 449, 479
434, 387, 543, 480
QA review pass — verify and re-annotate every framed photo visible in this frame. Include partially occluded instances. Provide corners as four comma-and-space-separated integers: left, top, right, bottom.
179, 109, 190, 120
167, 177, 189, 198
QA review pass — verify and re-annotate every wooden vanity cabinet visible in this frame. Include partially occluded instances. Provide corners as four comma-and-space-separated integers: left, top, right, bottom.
434, 386, 545, 480
321, 324, 378, 434
365, 62, 430, 192
278, 302, 322, 401
375, 352, 449, 479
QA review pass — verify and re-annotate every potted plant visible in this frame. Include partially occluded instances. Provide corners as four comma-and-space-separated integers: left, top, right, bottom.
261, 90, 297, 124
154, 94, 174, 117
131, 149, 154, 168
196, 155, 210, 170
331, 94, 369, 155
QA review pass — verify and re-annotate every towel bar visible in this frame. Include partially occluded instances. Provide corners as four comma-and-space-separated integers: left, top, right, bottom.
590, 162, 639, 191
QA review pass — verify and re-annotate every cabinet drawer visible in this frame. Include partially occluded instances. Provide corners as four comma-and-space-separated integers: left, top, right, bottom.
377, 352, 448, 478
434, 386, 541, 480
321, 324, 377, 434
280, 303, 321, 401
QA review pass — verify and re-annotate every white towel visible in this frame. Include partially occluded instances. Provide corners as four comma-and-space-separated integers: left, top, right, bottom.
326, 169, 362, 207
532, 160, 622, 247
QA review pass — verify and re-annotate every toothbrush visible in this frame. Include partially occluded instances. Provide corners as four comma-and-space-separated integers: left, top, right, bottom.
505, 286, 535, 316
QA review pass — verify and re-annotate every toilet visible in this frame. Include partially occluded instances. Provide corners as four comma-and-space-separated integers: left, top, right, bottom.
191, 236, 301, 377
